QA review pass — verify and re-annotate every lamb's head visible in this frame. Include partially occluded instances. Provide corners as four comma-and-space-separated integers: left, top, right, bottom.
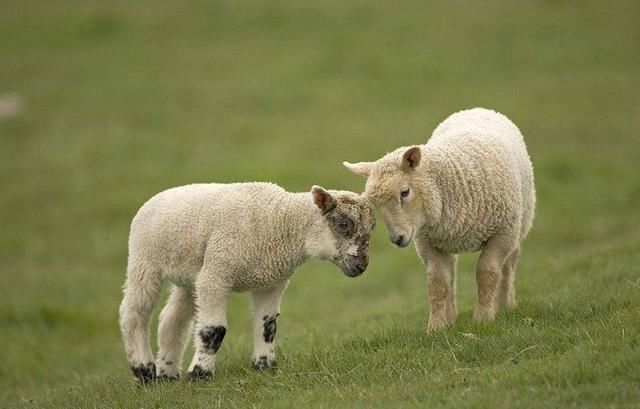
343, 146, 426, 248
310, 186, 375, 277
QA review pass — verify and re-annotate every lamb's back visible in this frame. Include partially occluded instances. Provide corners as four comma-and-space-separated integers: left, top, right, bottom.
423, 108, 532, 252
128, 183, 288, 276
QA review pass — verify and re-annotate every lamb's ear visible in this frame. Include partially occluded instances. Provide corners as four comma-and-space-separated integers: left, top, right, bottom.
311, 186, 337, 214
401, 147, 422, 171
343, 161, 374, 177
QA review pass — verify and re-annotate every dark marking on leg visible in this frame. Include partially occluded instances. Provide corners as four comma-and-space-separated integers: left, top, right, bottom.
188, 365, 212, 381
252, 355, 277, 371
164, 360, 173, 365
131, 362, 156, 384
199, 325, 227, 354
157, 374, 179, 382
157, 366, 179, 382
263, 315, 278, 343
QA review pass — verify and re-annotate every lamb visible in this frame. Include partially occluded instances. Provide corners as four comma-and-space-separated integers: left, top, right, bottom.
343, 108, 535, 330
119, 182, 375, 382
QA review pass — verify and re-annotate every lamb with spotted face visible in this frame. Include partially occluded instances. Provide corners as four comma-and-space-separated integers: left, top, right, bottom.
344, 108, 536, 331
119, 182, 375, 383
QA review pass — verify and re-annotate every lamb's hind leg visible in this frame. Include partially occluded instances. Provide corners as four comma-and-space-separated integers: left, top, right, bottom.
156, 285, 195, 380
497, 247, 520, 310
187, 273, 230, 380
119, 260, 163, 383
474, 233, 518, 321
415, 239, 457, 331
250, 280, 288, 371
447, 254, 458, 323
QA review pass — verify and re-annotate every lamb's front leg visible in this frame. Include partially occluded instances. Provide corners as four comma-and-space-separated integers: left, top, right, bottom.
250, 280, 288, 371
187, 279, 230, 381
415, 238, 457, 331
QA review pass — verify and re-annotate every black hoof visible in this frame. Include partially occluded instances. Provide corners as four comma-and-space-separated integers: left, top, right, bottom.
156, 365, 180, 381
157, 374, 180, 382
251, 355, 277, 371
131, 362, 156, 384
188, 365, 213, 381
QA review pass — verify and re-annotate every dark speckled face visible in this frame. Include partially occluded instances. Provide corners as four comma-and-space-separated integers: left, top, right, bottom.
326, 193, 376, 277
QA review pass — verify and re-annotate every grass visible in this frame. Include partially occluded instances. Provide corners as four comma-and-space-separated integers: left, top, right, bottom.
1, 0, 639, 407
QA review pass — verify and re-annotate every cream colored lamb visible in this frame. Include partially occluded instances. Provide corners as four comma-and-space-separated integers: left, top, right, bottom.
344, 108, 535, 330
119, 182, 375, 382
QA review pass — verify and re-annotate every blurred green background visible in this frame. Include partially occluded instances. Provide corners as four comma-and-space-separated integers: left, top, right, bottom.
1, 1, 639, 407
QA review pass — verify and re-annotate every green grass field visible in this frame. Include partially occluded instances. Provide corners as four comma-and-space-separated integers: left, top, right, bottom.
2, 1, 639, 407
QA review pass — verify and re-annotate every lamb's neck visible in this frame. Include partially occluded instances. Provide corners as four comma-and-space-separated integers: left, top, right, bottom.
417, 159, 443, 228
285, 193, 337, 262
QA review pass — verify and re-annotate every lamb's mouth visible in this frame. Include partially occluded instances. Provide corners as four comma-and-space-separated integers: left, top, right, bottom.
338, 259, 367, 277
393, 230, 414, 248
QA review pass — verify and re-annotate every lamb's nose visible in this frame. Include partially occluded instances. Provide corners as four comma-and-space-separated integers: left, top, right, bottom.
392, 235, 405, 246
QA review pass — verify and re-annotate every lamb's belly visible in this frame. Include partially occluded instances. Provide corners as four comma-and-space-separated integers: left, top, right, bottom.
168, 273, 197, 289
431, 238, 482, 254
231, 268, 294, 292
163, 260, 201, 288
425, 226, 494, 254
159, 249, 204, 287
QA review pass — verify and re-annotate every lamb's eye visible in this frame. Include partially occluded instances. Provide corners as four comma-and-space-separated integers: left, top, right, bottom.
400, 187, 410, 199
338, 220, 349, 230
